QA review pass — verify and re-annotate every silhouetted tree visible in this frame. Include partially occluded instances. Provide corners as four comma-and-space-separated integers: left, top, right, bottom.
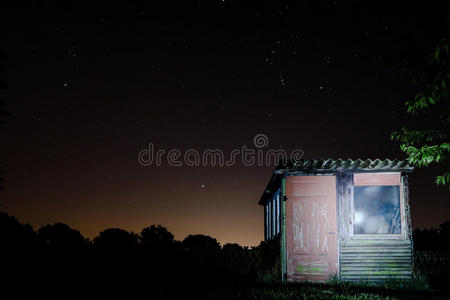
0, 213, 39, 298
413, 227, 440, 251
0, 212, 37, 252
413, 221, 450, 251
439, 220, 450, 251
37, 223, 87, 252
222, 243, 244, 252
222, 243, 251, 277
140, 224, 174, 252
257, 235, 281, 279
181, 234, 221, 251
93, 228, 138, 252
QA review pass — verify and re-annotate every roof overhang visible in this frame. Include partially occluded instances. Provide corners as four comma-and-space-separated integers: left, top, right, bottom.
258, 158, 414, 206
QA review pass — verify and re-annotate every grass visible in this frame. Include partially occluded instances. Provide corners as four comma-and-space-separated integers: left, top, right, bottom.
326, 274, 430, 292
72, 275, 448, 299
204, 280, 449, 300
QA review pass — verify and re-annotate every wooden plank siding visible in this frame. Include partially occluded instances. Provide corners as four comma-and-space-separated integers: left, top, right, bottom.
340, 239, 412, 282
337, 173, 413, 282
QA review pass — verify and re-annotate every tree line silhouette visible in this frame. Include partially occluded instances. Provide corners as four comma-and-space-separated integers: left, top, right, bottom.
413, 221, 450, 252
0, 212, 280, 298
2, 212, 450, 297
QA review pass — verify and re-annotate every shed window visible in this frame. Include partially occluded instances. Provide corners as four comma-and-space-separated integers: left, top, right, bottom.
353, 186, 401, 234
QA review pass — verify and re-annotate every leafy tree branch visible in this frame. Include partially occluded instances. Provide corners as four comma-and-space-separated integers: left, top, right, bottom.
392, 38, 450, 188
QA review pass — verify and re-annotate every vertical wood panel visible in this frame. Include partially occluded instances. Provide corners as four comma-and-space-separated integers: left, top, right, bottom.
336, 173, 353, 246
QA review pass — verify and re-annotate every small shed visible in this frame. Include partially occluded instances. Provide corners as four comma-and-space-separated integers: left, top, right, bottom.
259, 158, 414, 283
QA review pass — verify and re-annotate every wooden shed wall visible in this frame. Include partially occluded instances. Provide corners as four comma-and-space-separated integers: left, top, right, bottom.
336, 173, 413, 282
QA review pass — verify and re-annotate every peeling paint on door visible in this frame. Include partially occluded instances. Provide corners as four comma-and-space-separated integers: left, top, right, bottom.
286, 176, 338, 282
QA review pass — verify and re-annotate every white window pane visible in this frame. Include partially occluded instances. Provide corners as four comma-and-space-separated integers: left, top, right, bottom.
354, 186, 401, 234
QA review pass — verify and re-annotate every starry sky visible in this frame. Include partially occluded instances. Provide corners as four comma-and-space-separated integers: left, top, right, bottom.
0, 1, 448, 246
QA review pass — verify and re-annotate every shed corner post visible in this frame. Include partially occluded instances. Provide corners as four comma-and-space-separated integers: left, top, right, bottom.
402, 173, 414, 275
281, 175, 287, 281
402, 174, 413, 242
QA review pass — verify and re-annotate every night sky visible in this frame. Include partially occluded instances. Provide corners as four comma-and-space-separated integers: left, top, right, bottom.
0, 1, 448, 246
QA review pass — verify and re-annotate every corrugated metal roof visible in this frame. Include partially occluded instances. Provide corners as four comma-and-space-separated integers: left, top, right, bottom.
275, 158, 413, 173
259, 158, 413, 205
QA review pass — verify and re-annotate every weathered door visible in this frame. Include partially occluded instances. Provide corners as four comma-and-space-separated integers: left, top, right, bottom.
286, 175, 338, 281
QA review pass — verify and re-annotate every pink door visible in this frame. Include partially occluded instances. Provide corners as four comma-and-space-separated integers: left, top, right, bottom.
286, 176, 338, 282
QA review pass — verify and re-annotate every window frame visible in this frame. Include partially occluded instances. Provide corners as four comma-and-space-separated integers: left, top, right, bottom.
352, 172, 405, 239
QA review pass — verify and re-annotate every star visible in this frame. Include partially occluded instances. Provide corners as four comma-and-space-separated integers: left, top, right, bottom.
279, 73, 286, 87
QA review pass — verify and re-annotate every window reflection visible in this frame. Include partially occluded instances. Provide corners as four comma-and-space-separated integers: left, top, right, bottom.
354, 186, 401, 234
